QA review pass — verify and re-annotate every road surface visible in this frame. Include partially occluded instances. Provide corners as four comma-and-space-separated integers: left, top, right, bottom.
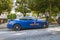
0, 26, 60, 40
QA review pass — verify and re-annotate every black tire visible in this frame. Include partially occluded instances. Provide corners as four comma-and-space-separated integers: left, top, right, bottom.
13, 24, 21, 31
42, 23, 48, 28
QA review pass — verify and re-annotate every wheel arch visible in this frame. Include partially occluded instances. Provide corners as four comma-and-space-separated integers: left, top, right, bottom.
13, 23, 22, 28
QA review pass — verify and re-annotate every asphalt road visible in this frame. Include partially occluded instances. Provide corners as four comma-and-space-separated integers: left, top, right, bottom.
0, 26, 60, 40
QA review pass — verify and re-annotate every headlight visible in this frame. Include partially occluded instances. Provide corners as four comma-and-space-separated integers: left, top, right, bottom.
8, 21, 15, 25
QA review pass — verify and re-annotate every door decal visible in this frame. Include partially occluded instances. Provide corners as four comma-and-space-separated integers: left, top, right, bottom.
30, 22, 39, 26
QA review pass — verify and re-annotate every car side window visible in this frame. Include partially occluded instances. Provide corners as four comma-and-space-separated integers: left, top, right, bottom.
20, 19, 28, 20
20, 19, 33, 20
19, 17, 35, 20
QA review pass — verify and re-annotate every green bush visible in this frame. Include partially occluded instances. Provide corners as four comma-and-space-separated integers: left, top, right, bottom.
7, 14, 16, 20
48, 18, 55, 23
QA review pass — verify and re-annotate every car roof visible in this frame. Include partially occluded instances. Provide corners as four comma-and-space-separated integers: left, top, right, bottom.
20, 17, 35, 19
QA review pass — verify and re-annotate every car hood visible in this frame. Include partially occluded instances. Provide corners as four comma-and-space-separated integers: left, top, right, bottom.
8, 19, 19, 22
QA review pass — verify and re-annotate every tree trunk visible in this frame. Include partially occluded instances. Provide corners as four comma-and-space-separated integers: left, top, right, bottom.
23, 13, 26, 17
0, 11, 2, 15
37, 12, 39, 18
45, 12, 49, 21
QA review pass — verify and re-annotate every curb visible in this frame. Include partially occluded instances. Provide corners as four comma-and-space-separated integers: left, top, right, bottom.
0, 23, 7, 29
0, 27, 7, 29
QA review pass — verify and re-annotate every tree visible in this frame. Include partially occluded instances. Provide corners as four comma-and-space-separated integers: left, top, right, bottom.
28, 0, 60, 21
28, 0, 47, 17
0, 0, 12, 14
16, 0, 60, 19
15, 0, 31, 16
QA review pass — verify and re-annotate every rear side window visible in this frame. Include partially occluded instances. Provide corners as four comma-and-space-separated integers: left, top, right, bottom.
19, 17, 35, 20
20, 18, 33, 20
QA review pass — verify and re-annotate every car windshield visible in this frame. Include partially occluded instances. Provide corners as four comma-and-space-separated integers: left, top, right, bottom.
19, 17, 36, 20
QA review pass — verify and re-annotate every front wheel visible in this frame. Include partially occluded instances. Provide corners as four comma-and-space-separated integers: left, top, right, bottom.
13, 24, 21, 31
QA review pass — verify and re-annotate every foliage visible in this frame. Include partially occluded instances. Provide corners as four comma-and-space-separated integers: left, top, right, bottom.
7, 13, 16, 20
0, 0, 12, 14
26, 13, 30, 16
48, 18, 56, 23
28, 0, 60, 14
28, 0, 60, 22
15, 0, 31, 16
32, 11, 37, 17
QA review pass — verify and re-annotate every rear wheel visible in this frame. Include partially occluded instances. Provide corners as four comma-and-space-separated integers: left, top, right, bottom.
13, 24, 21, 31
42, 23, 48, 28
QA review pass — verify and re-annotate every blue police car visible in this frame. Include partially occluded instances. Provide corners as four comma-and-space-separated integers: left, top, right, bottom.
7, 17, 49, 31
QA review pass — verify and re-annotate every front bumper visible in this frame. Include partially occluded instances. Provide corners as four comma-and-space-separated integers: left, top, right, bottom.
7, 23, 13, 29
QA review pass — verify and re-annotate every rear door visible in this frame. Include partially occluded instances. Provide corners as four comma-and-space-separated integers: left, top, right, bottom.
28, 19, 40, 28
